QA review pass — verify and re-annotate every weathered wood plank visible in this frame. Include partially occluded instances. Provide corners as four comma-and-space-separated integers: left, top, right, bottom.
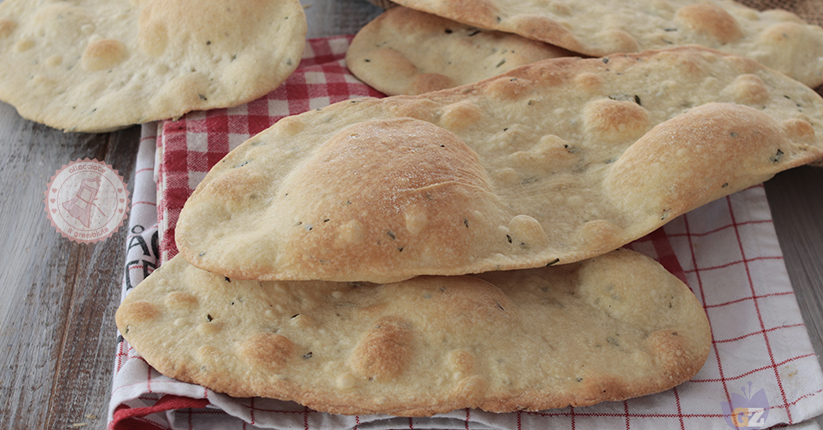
0, 98, 139, 430
765, 167, 823, 368
46, 128, 140, 430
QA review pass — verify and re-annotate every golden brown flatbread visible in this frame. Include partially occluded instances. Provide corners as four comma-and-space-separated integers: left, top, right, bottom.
116, 249, 711, 416
346, 6, 572, 95
0, 0, 307, 132
175, 46, 823, 283
393, 0, 823, 87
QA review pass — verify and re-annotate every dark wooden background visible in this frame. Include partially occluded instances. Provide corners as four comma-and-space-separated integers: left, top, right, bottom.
0, 0, 821, 429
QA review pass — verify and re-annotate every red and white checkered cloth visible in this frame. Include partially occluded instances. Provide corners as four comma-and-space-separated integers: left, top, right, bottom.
110, 36, 823, 430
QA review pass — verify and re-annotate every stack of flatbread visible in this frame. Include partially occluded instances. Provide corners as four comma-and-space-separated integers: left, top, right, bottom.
348, 0, 823, 95
117, 0, 823, 419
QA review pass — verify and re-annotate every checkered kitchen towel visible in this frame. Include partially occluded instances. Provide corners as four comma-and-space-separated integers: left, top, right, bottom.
110, 35, 823, 429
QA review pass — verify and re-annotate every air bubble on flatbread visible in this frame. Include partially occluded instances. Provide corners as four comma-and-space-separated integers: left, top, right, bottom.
347, 6, 572, 95
583, 98, 650, 145
0, 0, 307, 132
675, 3, 743, 44
176, 47, 823, 283
237, 333, 296, 374
393, 0, 823, 87
116, 249, 711, 416
604, 102, 791, 221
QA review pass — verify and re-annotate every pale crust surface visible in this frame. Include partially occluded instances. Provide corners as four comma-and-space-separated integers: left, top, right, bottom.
176, 46, 823, 283
394, 0, 823, 87
116, 249, 711, 416
346, 6, 572, 95
0, 0, 306, 132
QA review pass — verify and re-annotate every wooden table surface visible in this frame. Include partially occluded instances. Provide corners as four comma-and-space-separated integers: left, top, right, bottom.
0, 1, 821, 429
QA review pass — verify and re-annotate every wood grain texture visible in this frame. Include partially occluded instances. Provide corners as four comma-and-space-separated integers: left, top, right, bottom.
303, 0, 382, 38
765, 167, 823, 366
764, 167, 823, 429
0, 98, 139, 430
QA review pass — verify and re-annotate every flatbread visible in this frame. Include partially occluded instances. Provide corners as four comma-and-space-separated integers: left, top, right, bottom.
0, 0, 307, 132
116, 249, 711, 416
346, 6, 572, 95
175, 46, 823, 283
393, 0, 823, 88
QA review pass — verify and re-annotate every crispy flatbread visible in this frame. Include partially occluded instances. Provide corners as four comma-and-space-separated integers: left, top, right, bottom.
175, 46, 823, 283
0, 0, 307, 132
116, 249, 711, 416
346, 6, 572, 95
393, 0, 823, 87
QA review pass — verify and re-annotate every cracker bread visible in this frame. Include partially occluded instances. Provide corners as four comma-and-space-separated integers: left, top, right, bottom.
116, 249, 711, 416
175, 46, 823, 283
393, 0, 823, 88
0, 0, 307, 132
346, 6, 572, 95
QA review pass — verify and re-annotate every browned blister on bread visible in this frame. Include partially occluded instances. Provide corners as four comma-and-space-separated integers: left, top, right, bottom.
116, 249, 711, 416
0, 0, 307, 132
346, 6, 572, 95
176, 46, 823, 283
393, 0, 823, 87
